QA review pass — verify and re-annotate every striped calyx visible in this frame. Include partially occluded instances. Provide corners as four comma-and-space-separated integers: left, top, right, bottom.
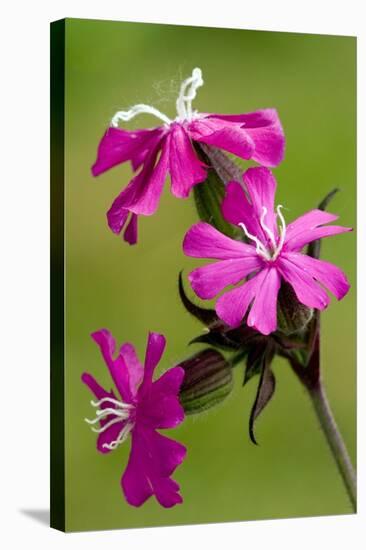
178, 349, 233, 415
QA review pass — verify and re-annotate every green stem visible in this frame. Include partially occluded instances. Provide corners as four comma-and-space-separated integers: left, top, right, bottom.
307, 380, 356, 511
287, 329, 356, 511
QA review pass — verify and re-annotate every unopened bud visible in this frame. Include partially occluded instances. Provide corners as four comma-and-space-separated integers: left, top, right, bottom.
178, 349, 233, 414
277, 282, 313, 335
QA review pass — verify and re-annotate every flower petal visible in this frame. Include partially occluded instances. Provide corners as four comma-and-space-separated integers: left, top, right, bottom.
153, 477, 183, 508
189, 257, 262, 299
96, 420, 128, 455
183, 221, 257, 260
188, 116, 254, 159
221, 181, 253, 227
215, 269, 267, 328
210, 109, 285, 167
107, 207, 130, 236
277, 254, 330, 310
151, 366, 185, 399
107, 138, 169, 221
243, 167, 278, 242
139, 428, 185, 508
140, 332, 166, 389
81, 372, 112, 402
282, 252, 350, 300
222, 169, 278, 245
121, 426, 185, 508
285, 209, 338, 239
247, 267, 281, 335
283, 209, 352, 252
92, 127, 164, 176
130, 131, 166, 171
147, 430, 186, 477
121, 428, 154, 507
120, 342, 144, 396
107, 209, 138, 243
220, 182, 261, 247
212, 109, 280, 126
139, 367, 185, 429
168, 123, 207, 198
91, 329, 133, 403
123, 213, 138, 245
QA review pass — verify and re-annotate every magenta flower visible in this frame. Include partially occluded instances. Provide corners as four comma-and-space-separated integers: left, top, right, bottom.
183, 167, 351, 336
92, 68, 285, 244
82, 329, 186, 508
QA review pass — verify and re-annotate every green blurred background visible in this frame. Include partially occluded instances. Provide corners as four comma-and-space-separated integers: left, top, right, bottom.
64, 19, 356, 531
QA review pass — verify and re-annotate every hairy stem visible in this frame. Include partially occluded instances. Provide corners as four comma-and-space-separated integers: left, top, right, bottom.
307, 380, 356, 511
287, 330, 356, 511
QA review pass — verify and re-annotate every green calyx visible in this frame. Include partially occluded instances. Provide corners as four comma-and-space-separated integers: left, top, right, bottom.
277, 282, 314, 336
178, 349, 233, 415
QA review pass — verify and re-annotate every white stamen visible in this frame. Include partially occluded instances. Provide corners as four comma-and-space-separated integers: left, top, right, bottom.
85, 407, 130, 427
110, 68, 204, 129
85, 415, 106, 426
239, 204, 288, 262
102, 422, 134, 451
111, 104, 172, 127
260, 206, 277, 249
176, 68, 203, 121
95, 407, 128, 417
238, 222, 271, 261
272, 205, 287, 260
85, 395, 135, 448
91, 415, 129, 434
90, 397, 133, 410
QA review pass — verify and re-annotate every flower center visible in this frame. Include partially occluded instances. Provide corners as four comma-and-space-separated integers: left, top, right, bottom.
238, 205, 287, 262
110, 68, 203, 128
85, 396, 135, 451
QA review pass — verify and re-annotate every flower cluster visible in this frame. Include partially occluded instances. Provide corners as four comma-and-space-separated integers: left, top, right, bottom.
85, 68, 352, 510
92, 68, 284, 244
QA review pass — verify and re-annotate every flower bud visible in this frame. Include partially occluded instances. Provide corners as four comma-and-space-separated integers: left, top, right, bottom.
178, 349, 233, 415
277, 282, 313, 335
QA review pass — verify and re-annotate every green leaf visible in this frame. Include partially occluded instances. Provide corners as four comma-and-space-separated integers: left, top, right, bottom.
190, 321, 261, 353
318, 187, 340, 210
243, 343, 267, 386
178, 271, 218, 327
307, 188, 339, 259
248, 345, 276, 445
190, 332, 242, 351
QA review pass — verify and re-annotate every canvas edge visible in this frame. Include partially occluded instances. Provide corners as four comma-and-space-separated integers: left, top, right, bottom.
50, 18, 66, 533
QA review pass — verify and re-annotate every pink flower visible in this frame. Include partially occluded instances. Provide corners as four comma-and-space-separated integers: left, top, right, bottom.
183, 167, 351, 336
82, 329, 186, 508
92, 68, 285, 244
